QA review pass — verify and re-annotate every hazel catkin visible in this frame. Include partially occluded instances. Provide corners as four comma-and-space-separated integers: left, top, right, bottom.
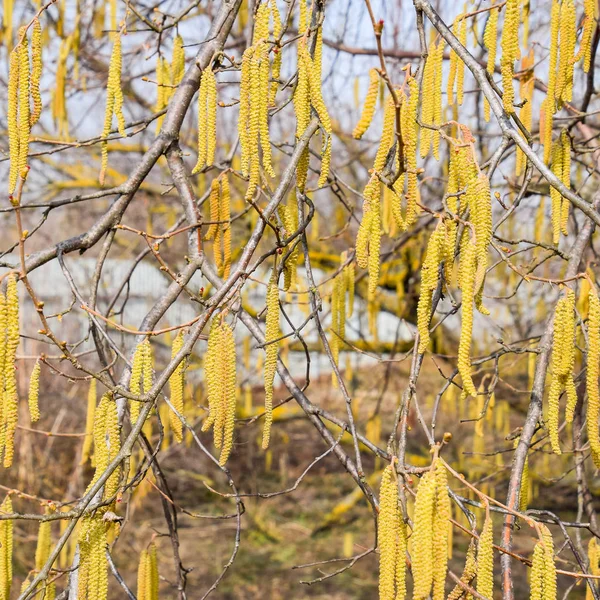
28, 360, 41, 423
586, 289, 600, 467
353, 68, 379, 140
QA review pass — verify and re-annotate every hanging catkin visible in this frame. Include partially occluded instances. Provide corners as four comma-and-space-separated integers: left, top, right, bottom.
543, 0, 560, 164
483, 6, 499, 121
530, 525, 557, 600
353, 68, 379, 139
100, 34, 127, 185
28, 360, 41, 423
587, 538, 600, 600
262, 279, 280, 449
202, 318, 237, 465
456, 16, 467, 106
432, 460, 451, 600
457, 239, 478, 397
477, 513, 494, 599
555, 0, 576, 105
447, 539, 476, 600
516, 50, 535, 176
168, 330, 185, 443
579, 0, 596, 73
137, 542, 159, 600
17, 27, 31, 181
1, 275, 20, 468
378, 464, 406, 600
500, 0, 520, 113
587, 289, 600, 467
34, 512, 56, 600
171, 35, 185, 88
412, 469, 436, 598
7, 46, 20, 194
81, 378, 97, 465
30, 18, 42, 127
0, 495, 13, 600
129, 338, 153, 426
417, 223, 445, 353
547, 288, 576, 454
77, 514, 108, 600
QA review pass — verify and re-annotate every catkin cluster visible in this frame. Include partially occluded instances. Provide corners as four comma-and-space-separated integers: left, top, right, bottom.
420, 38, 445, 160
0, 495, 13, 600
530, 525, 557, 600
192, 67, 217, 173
202, 318, 237, 465
587, 289, 600, 467
550, 131, 571, 244
129, 338, 153, 426
85, 392, 121, 503
168, 330, 186, 443
81, 378, 97, 465
416, 222, 446, 354
8, 21, 43, 194
412, 459, 451, 599
353, 68, 379, 140
238, 2, 281, 198
262, 279, 280, 449
377, 464, 407, 600
100, 34, 126, 185
77, 514, 108, 600
295, 30, 332, 189
547, 288, 577, 454
0, 275, 20, 468
500, 0, 520, 113
34, 511, 56, 600
137, 542, 159, 600
476, 514, 494, 599
483, 6, 499, 121
155, 35, 186, 132
205, 175, 232, 278
28, 360, 41, 423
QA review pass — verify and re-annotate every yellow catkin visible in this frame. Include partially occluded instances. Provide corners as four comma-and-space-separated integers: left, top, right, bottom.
500, 0, 520, 113
77, 515, 108, 600
457, 239, 478, 397
28, 360, 41, 423
587, 290, 600, 467
218, 323, 237, 466
2, 275, 20, 468
0, 495, 13, 600
420, 39, 436, 157
412, 470, 435, 598
448, 539, 476, 600
171, 34, 185, 88
34, 513, 55, 600
580, 0, 596, 72
193, 67, 217, 173
550, 135, 564, 244
559, 131, 571, 236
520, 449, 530, 512
483, 6, 499, 121
81, 378, 97, 465
353, 68, 379, 139
544, 0, 561, 164
8, 47, 20, 194
17, 29, 31, 181
30, 18, 42, 126
471, 173, 492, 309
137, 542, 159, 600
169, 331, 185, 443
556, 0, 576, 105
432, 460, 450, 600
417, 223, 444, 353
432, 40, 444, 160
220, 176, 232, 278
587, 538, 600, 600
531, 525, 557, 600
516, 50, 535, 176
203, 319, 237, 463
456, 16, 467, 106
269, 0, 282, 105
129, 339, 148, 426
548, 288, 576, 454
263, 280, 280, 449
100, 34, 126, 185
404, 78, 420, 225
378, 464, 404, 600
137, 549, 149, 600
477, 514, 494, 599
293, 41, 311, 192
239, 47, 253, 178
